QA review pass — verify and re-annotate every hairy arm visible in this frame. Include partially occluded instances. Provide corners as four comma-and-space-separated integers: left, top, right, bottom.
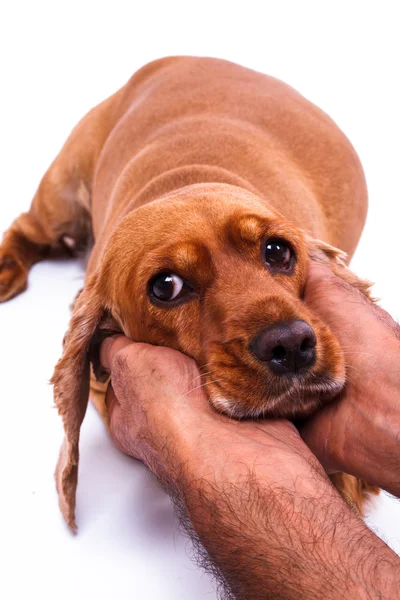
101, 338, 400, 600
178, 468, 399, 600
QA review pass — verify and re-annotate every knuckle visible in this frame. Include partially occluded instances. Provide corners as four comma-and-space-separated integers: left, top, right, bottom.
111, 350, 132, 383
112, 351, 128, 374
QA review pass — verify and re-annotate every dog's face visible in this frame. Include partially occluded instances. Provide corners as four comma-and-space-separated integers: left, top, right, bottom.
100, 184, 345, 419
54, 183, 356, 527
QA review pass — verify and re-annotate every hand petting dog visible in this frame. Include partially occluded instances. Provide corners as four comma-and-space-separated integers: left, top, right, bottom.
301, 260, 400, 496
100, 259, 400, 600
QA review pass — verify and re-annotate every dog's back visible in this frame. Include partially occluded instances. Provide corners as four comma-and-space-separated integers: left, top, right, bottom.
91, 57, 367, 264
0, 56, 367, 303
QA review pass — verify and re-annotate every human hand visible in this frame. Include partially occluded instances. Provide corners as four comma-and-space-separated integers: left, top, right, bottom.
301, 260, 400, 495
100, 336, 400, 600
100, 336, 328, 494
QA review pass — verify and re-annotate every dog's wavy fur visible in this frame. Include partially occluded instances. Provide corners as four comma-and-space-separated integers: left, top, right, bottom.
0, 57, 378, 528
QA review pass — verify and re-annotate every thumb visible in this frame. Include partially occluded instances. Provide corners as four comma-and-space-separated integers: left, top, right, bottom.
305, 259, 336, 291
100, 334, 134, 371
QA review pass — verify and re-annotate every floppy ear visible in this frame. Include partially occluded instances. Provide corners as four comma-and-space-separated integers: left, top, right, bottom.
51, 275, 116, 529
306, 236, 375, 301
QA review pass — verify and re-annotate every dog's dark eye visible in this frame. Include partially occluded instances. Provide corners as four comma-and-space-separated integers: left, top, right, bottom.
264, 239, 294, 271
148, 272, 198, 306
151, 273, 184, 301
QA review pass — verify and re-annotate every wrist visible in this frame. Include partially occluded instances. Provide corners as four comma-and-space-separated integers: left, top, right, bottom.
146, 392, 225, 484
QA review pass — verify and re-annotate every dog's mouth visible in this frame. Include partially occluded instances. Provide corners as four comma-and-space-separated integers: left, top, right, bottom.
204, 317, 346, 420
207, 370, 345, 420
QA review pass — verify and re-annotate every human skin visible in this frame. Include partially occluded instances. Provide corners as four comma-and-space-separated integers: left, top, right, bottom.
100, 273, 400, 600
300, 260, 400, 496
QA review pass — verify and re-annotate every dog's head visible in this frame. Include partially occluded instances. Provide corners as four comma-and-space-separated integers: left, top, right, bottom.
53, 183, 369, 527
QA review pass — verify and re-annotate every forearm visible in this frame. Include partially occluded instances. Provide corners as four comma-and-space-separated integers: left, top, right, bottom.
171, 450, 400, 600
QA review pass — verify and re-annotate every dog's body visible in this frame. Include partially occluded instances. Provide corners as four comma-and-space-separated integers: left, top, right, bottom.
0, 57, 375, 527
88, 56, 367, 266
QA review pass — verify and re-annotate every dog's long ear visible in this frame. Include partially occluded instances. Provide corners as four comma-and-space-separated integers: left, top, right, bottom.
307, 236, 374, 301
51, 275, 111, 529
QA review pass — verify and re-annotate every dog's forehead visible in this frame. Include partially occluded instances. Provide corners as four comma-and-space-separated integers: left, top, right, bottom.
139, 210, 303, 284
134, 188, 281, 240
107, 185, 306, 290
151, 199, 302, 258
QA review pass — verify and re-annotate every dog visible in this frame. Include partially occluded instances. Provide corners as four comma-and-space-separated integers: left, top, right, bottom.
0, 57, 377, 528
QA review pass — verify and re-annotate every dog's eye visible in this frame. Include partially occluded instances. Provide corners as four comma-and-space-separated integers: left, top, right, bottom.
264, 239, 294, 271
150, 273, 185, 302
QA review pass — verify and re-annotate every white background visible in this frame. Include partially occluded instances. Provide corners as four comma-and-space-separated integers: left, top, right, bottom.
1, 2, 399, 599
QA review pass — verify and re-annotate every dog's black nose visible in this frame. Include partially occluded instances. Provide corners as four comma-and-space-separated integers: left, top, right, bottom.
251, 320, 316, 375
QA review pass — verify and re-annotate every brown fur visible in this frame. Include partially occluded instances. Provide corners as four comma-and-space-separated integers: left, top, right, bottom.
0, 57, 377, 527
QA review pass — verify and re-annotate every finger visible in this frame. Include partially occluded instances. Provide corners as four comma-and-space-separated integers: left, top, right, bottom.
100, 334, 133, 370
105, 382, 119, 414
252, 418, 305, 446
306, 259, 336, 289
304, 261, 346, 307
107, 395, 133, 455
298, 408, 338, 473
108, 393, 143, 459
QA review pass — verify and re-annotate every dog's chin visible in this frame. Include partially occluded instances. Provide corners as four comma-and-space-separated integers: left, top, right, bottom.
211, 374, 345, 420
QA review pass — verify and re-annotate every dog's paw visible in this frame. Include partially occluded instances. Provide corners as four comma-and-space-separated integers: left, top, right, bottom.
0, 251, 27, 302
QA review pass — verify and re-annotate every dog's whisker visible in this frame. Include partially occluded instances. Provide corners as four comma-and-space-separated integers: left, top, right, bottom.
341, 350, 376, 358
186, 369, 217, 390
344, 371, 362, 384
344, 364, 363, 375
198, 370, 215, 378
228, 401, 240, 422
198, 362, 215, 371
183, 378, 226, 398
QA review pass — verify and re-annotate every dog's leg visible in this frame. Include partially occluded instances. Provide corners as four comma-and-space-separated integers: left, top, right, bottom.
0, 94, 124, 302
0, 183, 91, 302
